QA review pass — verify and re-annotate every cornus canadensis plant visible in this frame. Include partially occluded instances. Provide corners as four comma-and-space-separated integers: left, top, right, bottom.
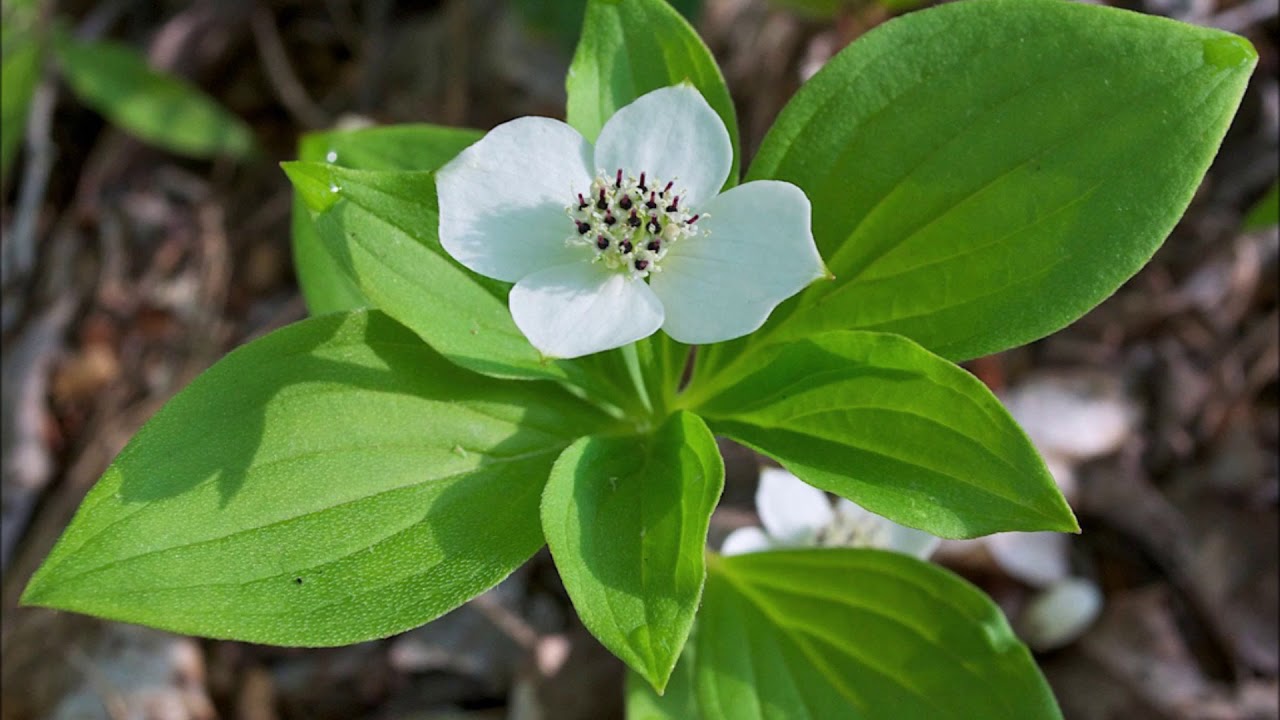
436, 85, 825, 358
23, 0, 1256, 717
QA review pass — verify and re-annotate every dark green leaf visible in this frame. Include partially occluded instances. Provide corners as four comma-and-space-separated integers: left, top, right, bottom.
22, 310, 610, 645
284, 162, 571, 381
291, 125, 482, 315
566, 0, 739, 183
55, 35, 254, 158
695, 549, 1062, 719
723, 0, 1255, 365
1243, 181, 1278, 230
0, 25, 38, 183
627, 628, 701, 719
543, 411, 724, 690
690, 331, 1076, 538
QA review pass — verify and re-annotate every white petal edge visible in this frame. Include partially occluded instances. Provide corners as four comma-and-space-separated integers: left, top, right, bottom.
834, 498, 941, 559
509, 262, 663, 359
437, 117, 593, 282
986, 530, 1070, 588
756, 466, 833, 545
651, 180, 826, 344
593, 85, 732, 208
720, 527, 774, 556
1018, 577, 1104, 652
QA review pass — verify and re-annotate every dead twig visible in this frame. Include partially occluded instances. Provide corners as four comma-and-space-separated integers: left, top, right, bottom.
250, 7, 331, 130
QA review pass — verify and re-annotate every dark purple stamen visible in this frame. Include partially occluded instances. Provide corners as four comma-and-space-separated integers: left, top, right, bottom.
661, 181, 674, 196
619, 194, 633, 210
627, 210, 641, 227
577, 193, 588, 210
634, 259, 649, 271
615, 169, 623, 188
646, 192, 658, 209
687, 214, 700, 225
596, 235, 609, 250
646, 217, 661, 234
638, 172, 647, 191
597, 188, 608, 210
576, 221, 591, 234
646, 240, 661, 252
604, 213, 617, 226
619, 240, 633, 254
665, 196, 680, 212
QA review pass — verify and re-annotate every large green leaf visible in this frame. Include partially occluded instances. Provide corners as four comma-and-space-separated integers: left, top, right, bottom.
0, 24, 38, 184
706, 0, 1254, 372
566, 0, 739, 183
542, 411, 723, 690
690, 331, 1076, 538
694, 549, 1062, 719
291, 124, 482, 315
22, 310, 610, 645
55, 35, 254, 158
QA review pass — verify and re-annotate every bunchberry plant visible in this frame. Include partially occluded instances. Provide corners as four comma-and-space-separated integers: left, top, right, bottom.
22, 0, 1255, 717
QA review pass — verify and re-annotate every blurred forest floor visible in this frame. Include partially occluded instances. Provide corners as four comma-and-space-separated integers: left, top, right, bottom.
0, 0, 1276, 718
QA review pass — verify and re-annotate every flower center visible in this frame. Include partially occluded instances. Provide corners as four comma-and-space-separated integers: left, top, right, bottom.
566, 169, 701, 279
817, 513, 888, 550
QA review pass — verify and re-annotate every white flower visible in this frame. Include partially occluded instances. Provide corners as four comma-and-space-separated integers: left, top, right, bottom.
721, 467, 940, 559
436, 85, 826, 359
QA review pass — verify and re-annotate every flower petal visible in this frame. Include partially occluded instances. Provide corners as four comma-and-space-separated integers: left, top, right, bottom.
834, 498, 941, 559
509, 262, 663, 359
1018, 577, 1103, 652
720, 527, 773, 556
437, 117, 593, 282
986, 530, 1070, 588
755, 466, 833, 544
650, 180, 825, 344
593, 85, 732, 208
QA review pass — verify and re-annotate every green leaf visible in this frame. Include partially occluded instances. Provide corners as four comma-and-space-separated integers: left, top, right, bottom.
1243, 181, 1278, 230
566, 0, 740, 184
514, 0, 703, 54
283, 161, 571, 382
728, 0, 1255, 364
697, 549, 1062, 719
22, 310, 610, 645
0, 25, 38, 184
542, 411, 724, 690
55, 35, 254, 158
291, 124, 482, 315
627, 628, 701, 720
690, 331, 1076, 538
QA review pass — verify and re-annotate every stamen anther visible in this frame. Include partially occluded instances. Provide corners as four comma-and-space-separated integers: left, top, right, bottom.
615, 169, 623, 188
619, 240, 634, 254
596, 235, 609, 250
576, 221, 591, 234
